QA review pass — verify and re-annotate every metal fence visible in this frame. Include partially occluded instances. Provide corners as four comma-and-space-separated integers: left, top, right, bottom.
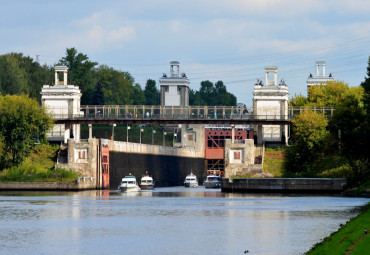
45, 105, 335, 121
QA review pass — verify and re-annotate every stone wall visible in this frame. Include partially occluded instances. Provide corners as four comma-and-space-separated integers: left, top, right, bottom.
224, 139, 262, 177
56, 138, 103, 188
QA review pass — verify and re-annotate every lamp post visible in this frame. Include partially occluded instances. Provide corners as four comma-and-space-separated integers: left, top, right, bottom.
112, 124, 116, 140
163, 132, 167, 146
127, 125, 130, 143
152, 130, 156, 144
140, 128, 144, 144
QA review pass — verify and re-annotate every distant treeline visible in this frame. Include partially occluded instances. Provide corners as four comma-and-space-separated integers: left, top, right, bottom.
0, 48, 237, 106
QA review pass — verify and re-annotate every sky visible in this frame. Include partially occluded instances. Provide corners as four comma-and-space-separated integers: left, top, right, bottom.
1, 0, 370, 105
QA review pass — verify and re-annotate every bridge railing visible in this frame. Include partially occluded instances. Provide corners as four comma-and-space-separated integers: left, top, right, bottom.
44, 105, 335, 121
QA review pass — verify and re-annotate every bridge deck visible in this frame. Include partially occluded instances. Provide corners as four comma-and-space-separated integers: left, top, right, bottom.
48, 105, 335, 125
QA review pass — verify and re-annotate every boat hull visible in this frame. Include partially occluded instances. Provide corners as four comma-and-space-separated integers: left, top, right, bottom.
184, 182, 198, 188
204, 181, 221, 189
140, 184, 154, 190
120, 185, 141, 192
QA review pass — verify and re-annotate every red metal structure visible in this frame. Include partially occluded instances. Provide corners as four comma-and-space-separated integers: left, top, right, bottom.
102, 145, 110, 189
205, 129, 253, 175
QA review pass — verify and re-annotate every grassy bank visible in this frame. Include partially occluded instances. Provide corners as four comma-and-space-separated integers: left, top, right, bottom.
0, 144, 81, 182
263, 148, 285, 177
306, 202, 370, 254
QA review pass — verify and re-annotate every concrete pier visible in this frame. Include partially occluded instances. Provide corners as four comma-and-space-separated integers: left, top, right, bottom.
222, 178, 347, 193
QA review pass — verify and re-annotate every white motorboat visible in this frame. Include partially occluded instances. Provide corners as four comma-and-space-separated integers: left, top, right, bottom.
184, 173, 198, 188
119, 174, 141, 192
203, 174, 221, 189
140, 172, 155, 190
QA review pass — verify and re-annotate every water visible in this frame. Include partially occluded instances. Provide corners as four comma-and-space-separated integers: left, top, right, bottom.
0, 187, 368, 255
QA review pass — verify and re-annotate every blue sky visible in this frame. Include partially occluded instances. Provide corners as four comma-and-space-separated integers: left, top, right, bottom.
1, 0, 370, 104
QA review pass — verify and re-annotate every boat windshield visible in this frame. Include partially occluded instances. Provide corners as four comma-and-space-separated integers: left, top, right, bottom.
207, 177, 219, 181
186, 178, 196, 181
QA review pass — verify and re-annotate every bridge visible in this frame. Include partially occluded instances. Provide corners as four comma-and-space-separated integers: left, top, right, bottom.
50, 105, 335, 125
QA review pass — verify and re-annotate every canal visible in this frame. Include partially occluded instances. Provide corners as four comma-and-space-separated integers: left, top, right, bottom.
0, 187, 369, 255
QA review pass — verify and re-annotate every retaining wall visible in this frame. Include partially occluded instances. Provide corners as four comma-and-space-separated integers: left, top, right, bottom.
222, 178, 347, 193
0, 180, 95, 191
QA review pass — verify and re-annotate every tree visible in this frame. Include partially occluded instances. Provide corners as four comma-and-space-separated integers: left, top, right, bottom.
10, 53, 53, 102
285, 111, 329, 173
360, 56, 370, 161
94, 65, 134, 105
0, 54, 28, 95
289, 94, 308, 107
0, 94, 53, 167
92, 82, 105, 105
132, 83, 146, 105
199, 80, 215, 105
144, 79, 159, 105
58, 48, 98, 105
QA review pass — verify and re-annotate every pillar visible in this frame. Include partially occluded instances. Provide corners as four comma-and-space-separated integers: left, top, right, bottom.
257, 124, 263, 145
89, 124, 93, 139
231, 124, 235, 143
64, 124, 71, 144
63, 71, 68, 85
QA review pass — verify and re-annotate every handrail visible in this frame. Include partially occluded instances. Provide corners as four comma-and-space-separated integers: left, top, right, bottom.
43, 105, 336, 122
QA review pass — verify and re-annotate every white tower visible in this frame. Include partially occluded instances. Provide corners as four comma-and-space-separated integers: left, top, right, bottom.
41, 66, 82, 143
307, 61, 334, 92
159, 61, 190, 106
253, 66, 289, 145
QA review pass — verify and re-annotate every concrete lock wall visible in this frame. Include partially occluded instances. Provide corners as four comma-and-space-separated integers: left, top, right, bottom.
109, 152, 205, 189
0, 181, 95, 191
221, 178, 347, 193
108, 140, 205, 188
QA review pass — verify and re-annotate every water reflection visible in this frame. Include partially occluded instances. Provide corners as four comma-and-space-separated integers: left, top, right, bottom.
0, 188, 369, 255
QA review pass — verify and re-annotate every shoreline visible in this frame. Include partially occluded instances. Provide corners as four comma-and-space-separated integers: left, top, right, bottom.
306, 202, 370, 254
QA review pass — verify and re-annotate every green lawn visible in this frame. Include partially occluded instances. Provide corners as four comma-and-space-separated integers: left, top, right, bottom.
306, 202, 370, 255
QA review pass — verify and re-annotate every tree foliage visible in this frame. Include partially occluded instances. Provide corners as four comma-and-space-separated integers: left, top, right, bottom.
144, 79, 159, 105
58, 48, 98, 105
0, 94, 54, 167
285, 111, 329, 173
0, 54, 28, 95
360, 56, 370, 161
94, 65, 134, 105
189, 80, 237, 106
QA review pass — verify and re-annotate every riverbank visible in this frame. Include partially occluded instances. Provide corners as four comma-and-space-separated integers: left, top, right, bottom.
306, 202, 370, 254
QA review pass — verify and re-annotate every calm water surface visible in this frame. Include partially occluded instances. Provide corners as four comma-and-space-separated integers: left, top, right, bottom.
0, 187, 369, 255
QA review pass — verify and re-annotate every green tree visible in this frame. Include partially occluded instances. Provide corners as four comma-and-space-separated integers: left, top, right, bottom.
94, 65, 134, 105
285, 111, 329, 173
360, 56, 370, 161
144, 79, 159, 105
199, 80, 215, 105
0, 54, 28, 95
10, 53, 53, 102
92, 82, 105, 105
0, 94, 53, 167
58, 48, 98, 105
132, 83, 146, 105
289, 94, 308, 106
